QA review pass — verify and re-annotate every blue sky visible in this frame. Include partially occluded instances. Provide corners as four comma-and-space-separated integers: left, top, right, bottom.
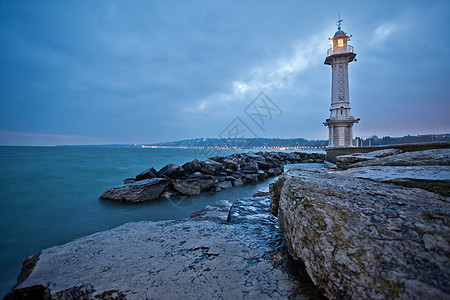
1, 0, 449, 146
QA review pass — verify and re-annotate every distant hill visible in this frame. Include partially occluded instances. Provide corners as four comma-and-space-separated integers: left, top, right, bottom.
57, 134, 449, 148
145, 138, 327, 149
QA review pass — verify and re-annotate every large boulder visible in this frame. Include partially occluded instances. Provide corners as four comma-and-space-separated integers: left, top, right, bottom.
267, 152, 282, 162
257, 170, 268, 181
181, 159, 202, 173
264, 157, 283, 169
255, 160, 271, 171
231, 170, 244, 179
267, 167, 283, 176
242, 173, 259, 184
208, 156, 225, 163
222, 159, 239, 171
157, 163, 185, 179
271, 168, 450, 299
284, 153, 297, 163
172, 177, 217, 195
217, 180, 232, 190
241, 161, 259, 173
233, 178, 244, 186
135, 167, 157, 181
100, 178, 169, 203
234, 158, 247, 168
200, 159, 223, 175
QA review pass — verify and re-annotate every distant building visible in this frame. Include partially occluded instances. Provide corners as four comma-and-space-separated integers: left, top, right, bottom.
323, 19, 359, 147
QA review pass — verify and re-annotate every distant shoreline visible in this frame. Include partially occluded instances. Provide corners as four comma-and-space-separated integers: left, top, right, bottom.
1, 132, 447, 148
139, 145, 324, 150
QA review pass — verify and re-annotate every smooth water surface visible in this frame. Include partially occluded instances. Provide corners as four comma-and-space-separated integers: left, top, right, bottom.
0, 146, 323, 296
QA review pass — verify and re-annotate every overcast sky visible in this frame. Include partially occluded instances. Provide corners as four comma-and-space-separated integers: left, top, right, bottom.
1, 0, 449, 146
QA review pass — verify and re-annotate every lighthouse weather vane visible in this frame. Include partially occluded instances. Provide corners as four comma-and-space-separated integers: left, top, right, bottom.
337, 14, 343, 30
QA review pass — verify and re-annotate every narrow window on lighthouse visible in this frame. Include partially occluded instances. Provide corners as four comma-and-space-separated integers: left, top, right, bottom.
338, 39, 344, 47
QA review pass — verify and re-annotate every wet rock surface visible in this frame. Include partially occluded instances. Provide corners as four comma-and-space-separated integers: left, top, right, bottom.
9, 196, 324, 299
100, 151, 324, 203
271, 168, 450, 299
190, 199, 233, 223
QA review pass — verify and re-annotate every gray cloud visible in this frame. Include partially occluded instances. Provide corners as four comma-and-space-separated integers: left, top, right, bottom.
0, 0, 449, 145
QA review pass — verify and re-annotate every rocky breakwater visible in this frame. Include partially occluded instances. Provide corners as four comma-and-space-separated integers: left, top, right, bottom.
100, 151, 324, 202
7, 196, 325, 299
270, 148, 450, 299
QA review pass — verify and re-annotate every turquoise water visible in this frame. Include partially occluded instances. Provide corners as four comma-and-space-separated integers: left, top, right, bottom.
0, 146, 323, 297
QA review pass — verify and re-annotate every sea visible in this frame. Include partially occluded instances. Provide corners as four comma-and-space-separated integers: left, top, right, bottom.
0, 146, 324, 297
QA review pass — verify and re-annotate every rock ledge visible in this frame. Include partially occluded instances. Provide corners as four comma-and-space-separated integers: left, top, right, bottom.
7, 196, 324, 299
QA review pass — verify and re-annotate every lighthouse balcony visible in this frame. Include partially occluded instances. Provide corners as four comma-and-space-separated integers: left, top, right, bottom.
324, 116, 359, 126
327, 45, 354, 56
324, 47, 356, 65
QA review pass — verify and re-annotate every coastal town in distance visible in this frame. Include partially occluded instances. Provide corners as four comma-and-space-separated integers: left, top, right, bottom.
60, 134, 450, 150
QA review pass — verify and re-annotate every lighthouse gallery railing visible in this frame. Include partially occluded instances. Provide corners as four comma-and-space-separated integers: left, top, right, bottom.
327, 45, 354, 56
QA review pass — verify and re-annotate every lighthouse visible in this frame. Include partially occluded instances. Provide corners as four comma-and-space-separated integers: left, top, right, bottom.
323, 19, 359, 147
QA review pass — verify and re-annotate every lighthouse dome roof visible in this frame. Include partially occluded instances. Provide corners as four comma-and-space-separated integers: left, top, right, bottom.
333, 30, 347, 38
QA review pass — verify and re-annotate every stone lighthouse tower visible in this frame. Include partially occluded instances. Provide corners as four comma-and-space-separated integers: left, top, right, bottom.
323, 19, 359, 147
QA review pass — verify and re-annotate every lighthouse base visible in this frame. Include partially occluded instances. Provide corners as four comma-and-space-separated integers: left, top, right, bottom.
325, 123, 355, 148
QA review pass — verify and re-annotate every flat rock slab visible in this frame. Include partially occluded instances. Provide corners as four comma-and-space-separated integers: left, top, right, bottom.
344, 148, 449, 169
336, 149, 403, 169
337, 166, 450, 196
338, 165, 450, 181
12, 197, 323, 299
